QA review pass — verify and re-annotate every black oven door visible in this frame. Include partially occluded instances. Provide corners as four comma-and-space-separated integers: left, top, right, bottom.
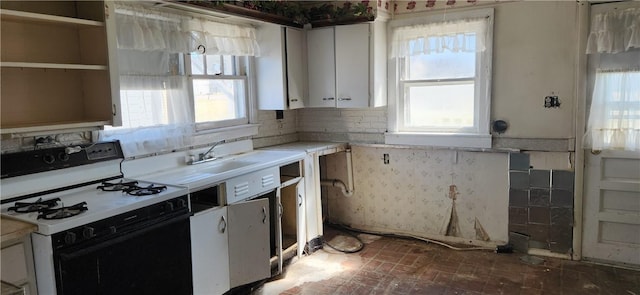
53, 214, 193, 295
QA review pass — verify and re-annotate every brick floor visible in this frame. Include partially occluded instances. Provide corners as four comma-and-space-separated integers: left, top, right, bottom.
255, 231, 640, 295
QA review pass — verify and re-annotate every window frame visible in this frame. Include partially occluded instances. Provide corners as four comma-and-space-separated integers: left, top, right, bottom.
385, 8, 494, 149
185, 53, 252, 131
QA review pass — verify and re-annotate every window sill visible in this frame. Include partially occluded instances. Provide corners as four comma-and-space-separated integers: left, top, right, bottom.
384, 132, 492, 149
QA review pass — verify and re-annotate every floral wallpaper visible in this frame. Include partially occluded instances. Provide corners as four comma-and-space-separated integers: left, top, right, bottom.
393, 0, 503, 14
324, 145, 509, 244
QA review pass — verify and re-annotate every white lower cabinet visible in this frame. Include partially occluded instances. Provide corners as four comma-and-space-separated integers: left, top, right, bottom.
228, 198, 271, 289
190, 207, 229, 295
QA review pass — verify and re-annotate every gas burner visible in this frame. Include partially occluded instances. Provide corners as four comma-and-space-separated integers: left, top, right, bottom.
97, 180, 139, 192
8, 197, 61, 213
124, 184, 167, 196
37, 202, 88, 220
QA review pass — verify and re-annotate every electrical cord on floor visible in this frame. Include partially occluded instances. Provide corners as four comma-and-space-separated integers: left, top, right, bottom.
322, 222, 365, 253
325, 222, 495, 252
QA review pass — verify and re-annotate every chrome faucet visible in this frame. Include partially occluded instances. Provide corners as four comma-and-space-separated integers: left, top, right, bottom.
189, 140, 224, 165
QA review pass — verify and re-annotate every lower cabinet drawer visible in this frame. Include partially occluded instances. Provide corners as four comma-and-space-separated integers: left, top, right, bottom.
225, 166, 280, 204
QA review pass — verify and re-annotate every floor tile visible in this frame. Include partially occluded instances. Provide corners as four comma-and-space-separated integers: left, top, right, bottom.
252, 231, 639, 295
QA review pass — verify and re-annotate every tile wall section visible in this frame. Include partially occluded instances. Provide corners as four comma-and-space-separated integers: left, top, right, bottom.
296, 108, 387, 144
252, 109, 299, 148
508, 153, 574, 254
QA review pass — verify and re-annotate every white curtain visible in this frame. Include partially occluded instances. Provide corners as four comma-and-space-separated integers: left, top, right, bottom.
583, 69, 640, 151
586, 8, 640, 54
99, 2, 259, 157
114, 2, 260, 56
391, 17, 488, 57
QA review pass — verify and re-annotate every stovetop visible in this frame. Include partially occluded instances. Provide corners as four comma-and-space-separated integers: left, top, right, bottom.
0, 141, 191, 236
1, 178, 188, 235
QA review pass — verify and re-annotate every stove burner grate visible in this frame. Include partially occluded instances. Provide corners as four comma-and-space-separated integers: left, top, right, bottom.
37, 202, 88, 220
124, 184, 167, 196
97, 180, 139, 192
98, 180, 166, 196
8, 197, 61, 213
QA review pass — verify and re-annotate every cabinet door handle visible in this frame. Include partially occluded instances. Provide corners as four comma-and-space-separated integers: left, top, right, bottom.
262, 207, 267, 224
322, 97, 335, 101
278, 203, 283, 218
298, 194, 303, 207
338, 97, 352, 101
290, 98, 299, 102
219, 215, 227, 234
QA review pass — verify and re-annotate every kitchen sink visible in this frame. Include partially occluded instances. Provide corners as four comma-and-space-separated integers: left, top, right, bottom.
198, 160, 258, 174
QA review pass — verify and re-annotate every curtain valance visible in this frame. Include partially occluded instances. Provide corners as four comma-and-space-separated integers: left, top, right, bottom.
586, 8, 640, 54
114, 2, 260, 56
391, 17, 488, 57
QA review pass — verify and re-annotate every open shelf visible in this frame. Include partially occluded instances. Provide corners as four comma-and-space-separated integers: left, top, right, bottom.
0, 62, 107, 70
0, 9, 104, 27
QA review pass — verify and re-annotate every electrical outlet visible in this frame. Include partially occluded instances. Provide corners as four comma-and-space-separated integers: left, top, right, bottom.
544, 96, 560, 108
383, 153, 390, 164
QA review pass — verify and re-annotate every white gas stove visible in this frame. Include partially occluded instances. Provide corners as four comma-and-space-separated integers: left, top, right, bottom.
0, 141, 193, 295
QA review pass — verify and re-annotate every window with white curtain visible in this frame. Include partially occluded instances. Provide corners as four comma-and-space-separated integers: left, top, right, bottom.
99, 3, 259, 157
584, 6, 640, 152
385, 9, 494, 148
584, 69, 640, 151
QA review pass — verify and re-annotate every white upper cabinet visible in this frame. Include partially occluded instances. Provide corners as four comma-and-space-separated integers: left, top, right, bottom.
307, 27, 336, 108
0, 1, 121, 134
306, 21, 387, 108
256, 24, 306, 110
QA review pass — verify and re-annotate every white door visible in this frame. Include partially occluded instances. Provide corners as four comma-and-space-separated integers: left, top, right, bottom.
228, 198, 270, 288
581, 1, 640, 266
306, 27, 336, 107
190, 207, 230, 295
335, 23, 370, 108
583, 151, 640, 265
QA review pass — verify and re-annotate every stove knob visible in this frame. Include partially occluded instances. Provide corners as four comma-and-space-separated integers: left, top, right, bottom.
64, 232, 76, 245
165, 201, 174, 211
83, 227, 96, 239
177, 198, 186, 209
43, 153, 55, 164
109, 226, 117, 234
58, 152, 70, 162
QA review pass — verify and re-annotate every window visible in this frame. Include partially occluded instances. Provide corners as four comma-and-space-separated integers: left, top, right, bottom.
187, 54, 248, 129
99, 3, 260, 157
386, 9, 494, 148
584, 69, 640, 151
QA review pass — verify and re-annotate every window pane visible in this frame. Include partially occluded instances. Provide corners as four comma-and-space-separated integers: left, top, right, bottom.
206, 55, 222, 75
223, 55, 235, 75
193, 79, 246, 123
408, 50, 475, 80
191, 54, 205, 75
405, 83, 475, 128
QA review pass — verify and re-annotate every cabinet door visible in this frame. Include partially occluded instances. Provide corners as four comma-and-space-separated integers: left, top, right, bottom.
104, 1, 122, 126
255, 24, 287, 110
306, 27, 336, 108
285, 28, 306, 109
335, 23, 370, 108
190, 207, 230, 295
295, 178, 306, 258
228, 198, 270, 288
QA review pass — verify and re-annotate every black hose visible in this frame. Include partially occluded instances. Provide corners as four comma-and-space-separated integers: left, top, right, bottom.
322, 222, 365, 253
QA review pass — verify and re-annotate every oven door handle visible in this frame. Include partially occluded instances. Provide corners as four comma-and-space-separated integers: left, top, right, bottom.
56, 213, 190, 260
219, 215, 227, 234
262, 206, 267, 224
